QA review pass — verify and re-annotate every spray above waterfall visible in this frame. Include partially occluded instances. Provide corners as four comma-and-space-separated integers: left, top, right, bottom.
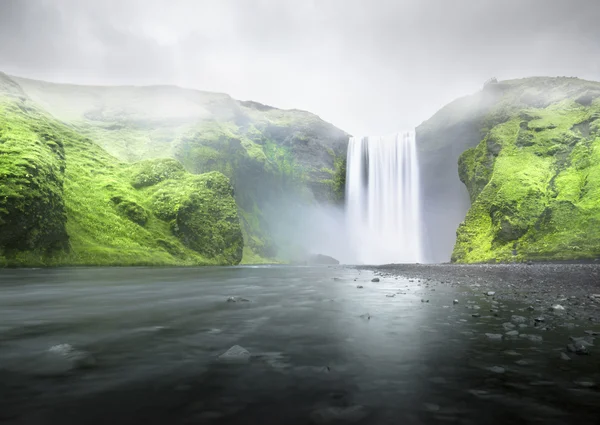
346, 131, 423, 264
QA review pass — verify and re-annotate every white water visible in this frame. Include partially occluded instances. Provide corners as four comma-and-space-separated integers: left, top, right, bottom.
346, 131, 423, 264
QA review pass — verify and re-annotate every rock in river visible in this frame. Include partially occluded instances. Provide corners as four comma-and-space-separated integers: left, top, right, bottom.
218, 345, 251, 362
310, 405, 368, 424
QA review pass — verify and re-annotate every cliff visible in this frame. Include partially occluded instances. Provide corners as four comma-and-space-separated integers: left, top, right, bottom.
417, 77, 600, 263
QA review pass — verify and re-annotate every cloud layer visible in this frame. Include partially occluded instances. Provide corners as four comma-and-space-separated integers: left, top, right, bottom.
1, 0, 599, 135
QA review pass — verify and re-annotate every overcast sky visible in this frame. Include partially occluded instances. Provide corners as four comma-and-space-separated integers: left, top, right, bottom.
1, 0, 599, 135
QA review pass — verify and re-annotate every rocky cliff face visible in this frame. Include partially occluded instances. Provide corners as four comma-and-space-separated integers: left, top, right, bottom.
418, 77, 600, 263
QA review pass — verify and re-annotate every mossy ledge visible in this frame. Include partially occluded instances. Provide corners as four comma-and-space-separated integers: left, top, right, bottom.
448, 77, 600, 263
0, 74, 243, 267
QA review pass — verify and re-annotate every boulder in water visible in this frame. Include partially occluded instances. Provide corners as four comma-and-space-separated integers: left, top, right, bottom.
218, 345, 251, 362
307, 254, 340, 265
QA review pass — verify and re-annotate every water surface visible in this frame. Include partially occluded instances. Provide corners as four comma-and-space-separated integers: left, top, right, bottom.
0, 266, 598, 424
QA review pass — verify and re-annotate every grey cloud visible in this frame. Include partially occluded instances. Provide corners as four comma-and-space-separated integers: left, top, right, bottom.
1, 0, 599, 135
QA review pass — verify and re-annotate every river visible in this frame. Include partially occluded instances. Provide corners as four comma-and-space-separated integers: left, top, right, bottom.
0, 266, 598, 424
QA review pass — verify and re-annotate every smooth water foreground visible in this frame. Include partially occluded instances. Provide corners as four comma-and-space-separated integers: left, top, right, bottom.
0, 266, 598, 425
346, 132, 423, 264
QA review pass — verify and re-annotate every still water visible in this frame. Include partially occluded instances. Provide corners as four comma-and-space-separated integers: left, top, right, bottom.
0, 266, 598, 424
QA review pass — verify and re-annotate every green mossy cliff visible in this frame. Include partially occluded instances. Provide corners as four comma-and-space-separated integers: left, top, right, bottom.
12, 77, 348, 263
437, 77, 600, 262
0, 74, 243, 266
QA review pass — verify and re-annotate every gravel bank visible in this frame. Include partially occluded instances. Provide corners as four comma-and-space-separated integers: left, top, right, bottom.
361, 263, 600, 323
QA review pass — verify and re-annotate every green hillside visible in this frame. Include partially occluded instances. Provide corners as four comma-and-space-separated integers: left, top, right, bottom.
448, 77, 600, 262
0, 74, 243, 267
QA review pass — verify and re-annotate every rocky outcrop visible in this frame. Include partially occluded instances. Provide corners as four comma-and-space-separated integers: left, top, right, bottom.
418, 77, 600, 263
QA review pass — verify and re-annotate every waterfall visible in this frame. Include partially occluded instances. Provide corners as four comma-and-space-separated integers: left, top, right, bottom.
346, 131, 423, 264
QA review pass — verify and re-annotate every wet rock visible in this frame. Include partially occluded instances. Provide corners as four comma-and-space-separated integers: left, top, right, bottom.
534, 317, 545, 323
488, 366, 505, 374
574, 380, 597, 389
453, 299, 459, 305
527, 306, 535, 311
423, 403, 440, 412
567, 343, 589, 355
371, 278, 380, 282
503, 350, 521, 356
511, 315, 527, 324
310, 405, 368, 424
520, 334, 543, 343
472, 313, 481, 318
502, 322, 516, 331
569, 337, 594, 348
515, 359, 532, 366
356, 285, 363, 289
218, 345, 251, 362
505, 330, 519, 338
227, 296, 250, 303
584, 330, 600, 336
550, 304, 565, 312
560, 352, 571, 361
486, 291, 496, 296
485, 333, 503, 341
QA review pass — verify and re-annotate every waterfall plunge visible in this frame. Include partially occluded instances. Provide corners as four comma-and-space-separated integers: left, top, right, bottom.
346, 131, 423, 264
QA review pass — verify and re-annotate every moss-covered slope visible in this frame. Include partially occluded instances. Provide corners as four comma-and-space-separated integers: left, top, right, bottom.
450, 77, 600, 262
12, 77, 349, 263
0, 74, 243, 266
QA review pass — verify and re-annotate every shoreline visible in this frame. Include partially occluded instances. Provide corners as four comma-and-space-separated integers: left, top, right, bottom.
356, 263, 600, 324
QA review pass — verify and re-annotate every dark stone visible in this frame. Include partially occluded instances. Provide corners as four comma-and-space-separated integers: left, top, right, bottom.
371, 278, 380, 282
308, 254, 340, 265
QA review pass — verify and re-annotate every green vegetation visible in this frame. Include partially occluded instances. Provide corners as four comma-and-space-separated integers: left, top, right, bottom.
0, 81, 243, 266
0, 73, 347, 266
452, 77, 600, 262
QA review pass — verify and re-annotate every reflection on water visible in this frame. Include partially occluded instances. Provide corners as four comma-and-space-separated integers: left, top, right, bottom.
0, 266, 598, 425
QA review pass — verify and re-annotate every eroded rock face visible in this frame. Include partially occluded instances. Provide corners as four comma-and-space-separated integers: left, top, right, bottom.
418, 76, 600, 263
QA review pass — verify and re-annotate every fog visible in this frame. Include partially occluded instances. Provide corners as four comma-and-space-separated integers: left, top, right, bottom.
1, 0, 600, 136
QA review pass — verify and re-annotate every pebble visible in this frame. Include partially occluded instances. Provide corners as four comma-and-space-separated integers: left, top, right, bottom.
511, 315, 527, 324
386, 294, 395, 298
550, 304, 565, 312
310, 405, 368, 424
226, 296, 250, 303
502, 322, 516, 331
371, 278, 380, 282
505, 330, 519, 337
486, 291, 496, 296
560, 352, 571, 361
472, 313, 481, 318
485, 333, 503, 340
356, 285, 363, 289
488, 366, 505, 374
567, 343, 589, 355
519, 334, 543, 343
453, 299, 459, 304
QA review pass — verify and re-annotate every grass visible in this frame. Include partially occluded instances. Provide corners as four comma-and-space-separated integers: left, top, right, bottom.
0, 84, 243, 267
